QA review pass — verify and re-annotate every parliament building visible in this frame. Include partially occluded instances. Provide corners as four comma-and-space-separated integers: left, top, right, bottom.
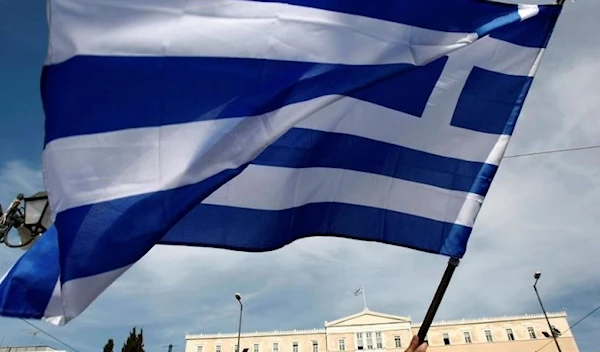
185, 309, 579, 352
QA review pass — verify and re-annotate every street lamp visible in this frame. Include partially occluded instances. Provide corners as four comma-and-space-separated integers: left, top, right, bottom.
0, 191, 51, 249
235, 293, 243, 352
533, 271, 562, 352
22, 192, 52, 234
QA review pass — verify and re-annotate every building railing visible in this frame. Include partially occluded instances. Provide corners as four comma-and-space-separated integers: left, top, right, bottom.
186, 311, 568, 339
412, 311, 568, 327
186, 329, 326, 339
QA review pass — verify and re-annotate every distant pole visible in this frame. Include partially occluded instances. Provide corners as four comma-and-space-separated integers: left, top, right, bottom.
362, 287, 368, 310
354, 286, 367, 310
235, 293, 243, 352
417, 258, 460, 344
162, 343, 177, 352
533, 272, 562, 352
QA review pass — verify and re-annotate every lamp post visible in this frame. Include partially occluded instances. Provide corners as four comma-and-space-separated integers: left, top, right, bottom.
533, 272, 562, 352
235, 293, 243, 352
0, 191, 51, 249
22, 192, 51, 234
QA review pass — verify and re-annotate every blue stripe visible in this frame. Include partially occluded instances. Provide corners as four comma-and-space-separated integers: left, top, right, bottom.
0, 226, 59, 319
257, 128, 498, 196
247, 0, 560, 47
490, 6, 562, 48
160, 202, 472, 258
55, 166, 248, 282
42, 56, 446, 145
57, 183, 472, 283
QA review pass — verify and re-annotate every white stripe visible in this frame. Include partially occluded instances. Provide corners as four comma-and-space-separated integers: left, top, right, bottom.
518, 5, 540, 21
203, 165, 484, 227
46, 0, 540, 66
43, 95, 505, 214
44, 94, 338, 214
294, 96, 506, 163
60, 265, 131, 323
0, 263, 15, 284
42, 280, 66, 326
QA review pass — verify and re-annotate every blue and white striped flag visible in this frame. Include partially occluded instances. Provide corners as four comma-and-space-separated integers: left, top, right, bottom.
0, 0, 561, 324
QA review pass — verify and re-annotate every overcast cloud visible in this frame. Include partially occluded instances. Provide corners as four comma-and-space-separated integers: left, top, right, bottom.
0, 1, 598, 352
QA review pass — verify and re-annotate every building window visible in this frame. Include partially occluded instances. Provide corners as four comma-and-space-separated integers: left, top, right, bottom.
273, 343, 279, 352
234, 346, 239, 352
216, 345, 221, 352
197, 347, 203, 352
441, 333, 450, 346
506, 328, 515, 341
463, 332, 472, 344
394, 336, 402, 348
338, 339, 345, 351
366, 332, 373, 350
528, 327, 537, 339
292, 343, 298, 352
312, 341, 318, 352
484, 330, 493, 342
357, 333, 364, 350
375, 332, 383, 349
254, 344, 259, 352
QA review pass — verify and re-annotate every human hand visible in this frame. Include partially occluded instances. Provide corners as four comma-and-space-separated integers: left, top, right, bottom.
404, 336, 427, 352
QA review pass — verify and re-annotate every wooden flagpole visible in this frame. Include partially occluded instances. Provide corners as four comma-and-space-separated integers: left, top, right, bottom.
416, 258, 460, 344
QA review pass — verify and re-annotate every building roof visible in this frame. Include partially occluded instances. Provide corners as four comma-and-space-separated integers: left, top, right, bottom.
185, 309, 568, 339
0, 346, 65, 352
413, 310, 567, 327
324, 308, 411, 327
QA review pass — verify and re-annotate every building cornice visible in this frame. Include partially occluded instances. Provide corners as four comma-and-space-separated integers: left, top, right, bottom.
412, 311, 567, 328
186, 329, 326, 340
186, 311, 567, 339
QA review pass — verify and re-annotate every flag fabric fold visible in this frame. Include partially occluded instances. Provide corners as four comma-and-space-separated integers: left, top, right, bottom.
0, 0, 561, 324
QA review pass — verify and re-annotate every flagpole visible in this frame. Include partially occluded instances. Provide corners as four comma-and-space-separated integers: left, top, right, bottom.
416, 257, 460, 344
362, 287, 368, 310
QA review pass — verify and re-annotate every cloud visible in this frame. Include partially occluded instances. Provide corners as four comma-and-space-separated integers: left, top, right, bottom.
505, 8, 600, 156
0, 2, 599, 352
0, 160, 43, 204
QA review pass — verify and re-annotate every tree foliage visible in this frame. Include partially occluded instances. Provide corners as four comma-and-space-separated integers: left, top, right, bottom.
102, 327, 145, 352
122, 327, 144, 352
103, 339, 114, 352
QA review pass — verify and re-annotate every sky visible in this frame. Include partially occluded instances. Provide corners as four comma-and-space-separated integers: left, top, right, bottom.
0, 0, 599, 352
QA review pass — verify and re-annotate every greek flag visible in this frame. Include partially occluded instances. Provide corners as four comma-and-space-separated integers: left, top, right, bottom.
0, 0, 561, 324
354, 286, 364, 296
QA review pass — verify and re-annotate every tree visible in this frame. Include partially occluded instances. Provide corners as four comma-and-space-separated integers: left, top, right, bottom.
104, 339, 114, 352
122, 327, 144, 352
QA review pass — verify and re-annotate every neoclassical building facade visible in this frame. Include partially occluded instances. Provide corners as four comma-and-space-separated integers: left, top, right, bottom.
185, 309, 579, 352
